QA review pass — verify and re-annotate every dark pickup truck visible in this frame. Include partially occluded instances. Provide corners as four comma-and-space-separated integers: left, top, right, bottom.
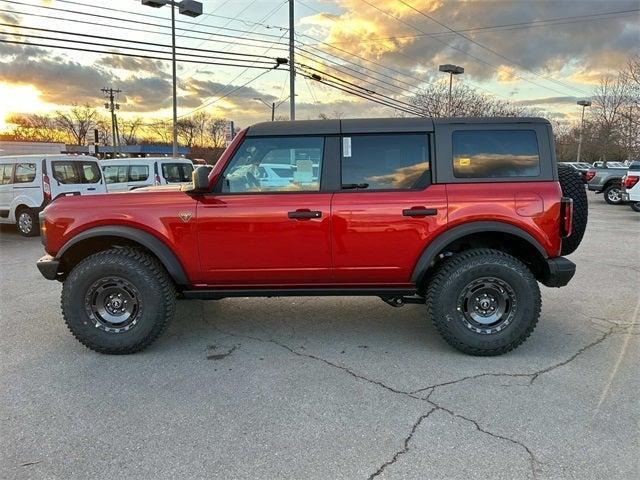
586, 165, 628, 204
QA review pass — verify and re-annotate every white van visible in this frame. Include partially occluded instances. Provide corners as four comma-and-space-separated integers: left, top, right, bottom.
0, 154, 106, 236
100, 157, 195, 192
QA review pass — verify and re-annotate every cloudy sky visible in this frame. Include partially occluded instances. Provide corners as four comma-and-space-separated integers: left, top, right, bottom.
0, 0, 638, 131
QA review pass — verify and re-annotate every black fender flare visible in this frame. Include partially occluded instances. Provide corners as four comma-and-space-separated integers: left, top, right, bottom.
410, 221, 548, 284
57, 226, 190, 286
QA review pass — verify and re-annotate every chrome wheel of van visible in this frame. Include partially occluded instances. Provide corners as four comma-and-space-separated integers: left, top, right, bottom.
16, 210, 38, 237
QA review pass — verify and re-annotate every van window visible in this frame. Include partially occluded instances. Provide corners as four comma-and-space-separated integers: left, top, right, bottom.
452, 130, 541, 178
162, 163, 194, 183
129, 165, 149, 182
0, 164, 14, 185
103, 165, 128, 184
52, 161, 80, 184
14, 163, 36, 183
80, 162, 101, 183
341, 133, 430, 190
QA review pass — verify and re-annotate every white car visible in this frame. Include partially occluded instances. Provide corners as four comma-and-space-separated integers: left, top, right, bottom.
100, 157, 195, 192
0, 154, 106, 236
621, 161, 640, 212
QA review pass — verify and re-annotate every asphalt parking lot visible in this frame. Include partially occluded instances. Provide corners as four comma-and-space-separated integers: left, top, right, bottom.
1, 192, 638, 480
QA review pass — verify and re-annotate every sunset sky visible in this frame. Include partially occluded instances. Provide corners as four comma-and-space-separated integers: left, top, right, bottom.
0, 0, 638, 131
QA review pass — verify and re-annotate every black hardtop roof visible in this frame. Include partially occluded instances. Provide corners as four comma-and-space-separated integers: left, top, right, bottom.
246, 116, 551, 137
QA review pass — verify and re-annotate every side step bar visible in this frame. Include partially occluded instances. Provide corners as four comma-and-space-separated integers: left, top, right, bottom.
182, 287, 417, 300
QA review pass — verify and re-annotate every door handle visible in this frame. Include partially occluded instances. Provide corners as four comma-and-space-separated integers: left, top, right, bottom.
288, 210, 322, 219
87, 187, 96, 191
402, 207, 437, 217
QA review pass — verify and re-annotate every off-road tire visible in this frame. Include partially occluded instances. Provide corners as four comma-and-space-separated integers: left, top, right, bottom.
61, 248, 176, 354
557, 164, 587, 255
426, 249, 541, 356
603, 183, 623, 205
631, 202, 640, 213
16, 208, 39, 237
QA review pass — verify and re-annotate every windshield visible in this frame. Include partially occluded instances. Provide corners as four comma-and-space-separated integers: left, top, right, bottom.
161, 163, 194, 183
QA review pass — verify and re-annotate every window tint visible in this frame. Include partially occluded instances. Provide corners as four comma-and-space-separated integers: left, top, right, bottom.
628, 161, 640, 171
103, 165, 128, 184
452, 130, 541, 178
0, 164, 13, 185
52, 161, 80, 184
129, 165, 149, 182
341, 133, 430, 190
222, 137, 324, 193
14, 163, 36, 183
80, 162, 101, 183
162, 163, 194, 183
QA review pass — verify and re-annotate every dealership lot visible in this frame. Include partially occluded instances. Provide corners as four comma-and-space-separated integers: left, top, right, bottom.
0, 193, 638, 480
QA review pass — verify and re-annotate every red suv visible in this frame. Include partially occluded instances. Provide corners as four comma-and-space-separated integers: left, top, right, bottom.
36, 118, 587, 356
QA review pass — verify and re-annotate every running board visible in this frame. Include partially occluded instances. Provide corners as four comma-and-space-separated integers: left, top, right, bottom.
182, 287, 417, 300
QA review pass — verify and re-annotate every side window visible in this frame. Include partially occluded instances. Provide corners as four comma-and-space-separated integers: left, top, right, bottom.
0, 164, 14, 185
52, 161, 80, 184
14, 163, 36, 183
341, 133, 430, 190
221, 136, 324, 193
103, 165, 128, 184
162, 163, 194, 183
80, 162, 101, 183
452, 130, 541, 178
129, 165, 149, 182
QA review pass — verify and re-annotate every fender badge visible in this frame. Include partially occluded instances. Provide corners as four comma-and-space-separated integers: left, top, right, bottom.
179, 212, 193, 223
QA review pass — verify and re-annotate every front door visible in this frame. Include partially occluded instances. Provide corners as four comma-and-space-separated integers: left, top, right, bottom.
331, 132, 447, 284
0, 162, 14, 219
196, 135, 333, 286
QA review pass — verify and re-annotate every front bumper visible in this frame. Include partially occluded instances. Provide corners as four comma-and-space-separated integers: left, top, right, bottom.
541, 257, 576, 288
37, 255, 60, 280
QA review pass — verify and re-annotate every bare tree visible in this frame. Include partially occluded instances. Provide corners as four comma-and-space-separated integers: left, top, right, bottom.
589, 75, 631, 163
119, 117, 144, 145
207, 117, 228, 148
147, 120, 172, 144
7, 113, 66, 142
176, 118, 198, 148
54, 104, 98, 145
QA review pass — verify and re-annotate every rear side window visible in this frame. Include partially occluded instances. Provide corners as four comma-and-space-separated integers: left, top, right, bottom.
80, 162, 101, 183
341, 133, 430, 190
0, 164, 13, 185
52, 161, 80, 184
103, 165, 128, 184
14, 163, 36, 183
129, 165, 149, 182
162, 163, 194, 182
452, 130, 540, 178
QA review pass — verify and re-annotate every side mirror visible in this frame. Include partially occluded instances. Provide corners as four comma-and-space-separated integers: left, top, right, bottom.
191, 165, 212, 193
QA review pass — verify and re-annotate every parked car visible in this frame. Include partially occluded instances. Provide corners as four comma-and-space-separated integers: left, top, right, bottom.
621, 161, 640, 212
586, 164, 628, 204
561, 162, 592, 183
0, 154, 105, 236
592, 161, 626, 168
101, 157, 194, 192
37, 117, 587, 356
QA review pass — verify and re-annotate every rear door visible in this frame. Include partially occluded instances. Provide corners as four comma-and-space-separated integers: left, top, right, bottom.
331, 132, 447, 284
102, 162, 129, 192
127, 162, 152, 190
196, 135, 334, 286
77, 160, 105, 194
0, 162, 15, 220
13, 161, 41, 208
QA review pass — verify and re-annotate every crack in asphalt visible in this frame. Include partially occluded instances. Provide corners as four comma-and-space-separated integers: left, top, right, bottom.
367, 409, 437, 480
205, 317, 543, 479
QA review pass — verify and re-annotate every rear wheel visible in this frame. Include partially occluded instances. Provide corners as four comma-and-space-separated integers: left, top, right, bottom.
631, 202, 640, 212
557, 164, 587, 255
16, 208, 39, 237
603, 184, 623, 205
426, 249, 541, 356
61, 248, 176, 354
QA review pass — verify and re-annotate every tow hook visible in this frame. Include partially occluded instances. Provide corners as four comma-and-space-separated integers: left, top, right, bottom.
380, 296, 425, 307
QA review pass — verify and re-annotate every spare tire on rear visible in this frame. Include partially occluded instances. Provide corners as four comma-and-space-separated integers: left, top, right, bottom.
557, 164, 588, 255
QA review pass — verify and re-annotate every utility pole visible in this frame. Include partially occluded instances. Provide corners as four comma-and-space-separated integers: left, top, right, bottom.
101, 87, 121, 158
576, 100, 591, 163
289, 0, 295, 121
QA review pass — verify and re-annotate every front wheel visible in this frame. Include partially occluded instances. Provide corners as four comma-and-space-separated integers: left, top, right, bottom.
631, 202, 640, 212
603, 184, 623, 205
16, 209, 39, 237
426, 249, 541, 356
61, 248, 176, 354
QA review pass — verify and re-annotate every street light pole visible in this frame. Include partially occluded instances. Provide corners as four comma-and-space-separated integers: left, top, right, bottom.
142, 1, 202, 158
438, 64, 464, 116
576, 100, 591, 163
288, 0, 295, 121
